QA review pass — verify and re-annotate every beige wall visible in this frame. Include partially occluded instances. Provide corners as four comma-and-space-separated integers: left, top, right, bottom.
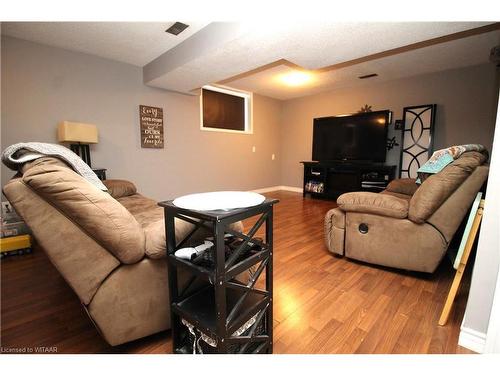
1, 36, 282, 201
2, 36, 498, 200
280, 63, 498, 187
2, 30, 500, 346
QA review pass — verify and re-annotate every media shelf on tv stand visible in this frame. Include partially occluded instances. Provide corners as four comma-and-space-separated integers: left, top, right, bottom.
158, 199, 278, 354
301, 161, 396, 200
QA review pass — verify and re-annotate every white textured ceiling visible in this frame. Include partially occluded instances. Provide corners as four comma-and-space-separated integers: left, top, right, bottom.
226, 29, 500, 100
2, 21, 498, 98
143, 22, 494, 94
1, 22, 209, 66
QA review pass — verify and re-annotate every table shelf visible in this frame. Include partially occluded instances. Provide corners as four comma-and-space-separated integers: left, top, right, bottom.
166, 245, 269, 284
173, 284, 269, 336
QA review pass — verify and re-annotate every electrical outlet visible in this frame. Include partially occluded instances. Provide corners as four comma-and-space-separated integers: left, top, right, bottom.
252, 146, 256, 153
1, 201, 20, 222
272, 154, 275, 160
1, 201, 13, 216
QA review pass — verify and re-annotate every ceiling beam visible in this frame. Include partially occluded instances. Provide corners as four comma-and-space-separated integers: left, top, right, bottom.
218, 22, 500, 86
143, 22, 244, 86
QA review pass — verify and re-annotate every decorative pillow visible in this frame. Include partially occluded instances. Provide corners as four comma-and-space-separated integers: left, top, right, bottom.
103, 179, 137, 199
416, 152, 454, 184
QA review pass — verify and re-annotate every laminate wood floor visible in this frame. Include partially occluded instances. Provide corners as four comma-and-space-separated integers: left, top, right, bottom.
0, 191, 474, 354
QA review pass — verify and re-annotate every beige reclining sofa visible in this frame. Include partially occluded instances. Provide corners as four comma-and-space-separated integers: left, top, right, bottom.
324, 151, 489, 273
2, 156, 241, 346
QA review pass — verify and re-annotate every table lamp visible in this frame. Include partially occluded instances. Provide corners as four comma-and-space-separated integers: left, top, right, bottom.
57, 121, 98, 167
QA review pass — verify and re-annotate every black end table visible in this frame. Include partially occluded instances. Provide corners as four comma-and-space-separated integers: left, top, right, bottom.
158, 198, 278, 354
92, 168, 107, 181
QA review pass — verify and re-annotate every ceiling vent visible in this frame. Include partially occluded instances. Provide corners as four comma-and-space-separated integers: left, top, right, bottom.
358, 73, 378, 79
165, 22, 189, 36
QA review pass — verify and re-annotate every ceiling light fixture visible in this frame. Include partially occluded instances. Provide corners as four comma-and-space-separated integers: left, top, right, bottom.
358, 73, 378, 79
279, 71, 313, 87
165, 22, 189, 36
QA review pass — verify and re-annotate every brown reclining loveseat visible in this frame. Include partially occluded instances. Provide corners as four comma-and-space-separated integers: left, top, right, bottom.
2, 156, 241, 346
324, 151, 489, 273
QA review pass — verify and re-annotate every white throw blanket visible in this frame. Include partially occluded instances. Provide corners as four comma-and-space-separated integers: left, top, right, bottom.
2, 142, 107, 191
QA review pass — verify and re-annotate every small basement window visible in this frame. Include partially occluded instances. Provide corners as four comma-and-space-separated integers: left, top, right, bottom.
200, 85, 252, 134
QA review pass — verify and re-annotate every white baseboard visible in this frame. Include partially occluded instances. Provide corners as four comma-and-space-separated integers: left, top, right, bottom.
251, 186, 303, 194
459, 326, 487, 353
280, 185, 303, 193
251, 186, 282, 193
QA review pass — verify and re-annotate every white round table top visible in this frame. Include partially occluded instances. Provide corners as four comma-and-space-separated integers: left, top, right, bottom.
172, 191, 266, 211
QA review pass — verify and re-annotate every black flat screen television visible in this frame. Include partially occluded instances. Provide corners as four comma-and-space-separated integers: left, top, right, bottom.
312, 110, 391, 163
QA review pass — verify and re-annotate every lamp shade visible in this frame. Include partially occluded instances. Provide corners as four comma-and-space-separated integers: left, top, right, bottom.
57, 121, 98, 144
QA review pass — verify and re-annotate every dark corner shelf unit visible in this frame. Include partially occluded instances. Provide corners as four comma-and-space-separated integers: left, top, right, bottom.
301, 161, 396, 200
159, 198, 278, 354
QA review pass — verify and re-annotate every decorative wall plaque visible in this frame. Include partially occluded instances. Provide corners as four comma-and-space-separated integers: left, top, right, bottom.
140, 105, 164, 148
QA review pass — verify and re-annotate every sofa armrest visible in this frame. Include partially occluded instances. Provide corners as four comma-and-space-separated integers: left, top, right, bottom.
337, 192, 409, 219
385, 178, 419, 196
324, 208, 346, 255
103, 179, 137, 199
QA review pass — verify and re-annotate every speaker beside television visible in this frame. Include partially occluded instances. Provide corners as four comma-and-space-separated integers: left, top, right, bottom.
312, 110, 391, 163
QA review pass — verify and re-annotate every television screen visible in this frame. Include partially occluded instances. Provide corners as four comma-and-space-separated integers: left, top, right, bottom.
312, 110, 391, 162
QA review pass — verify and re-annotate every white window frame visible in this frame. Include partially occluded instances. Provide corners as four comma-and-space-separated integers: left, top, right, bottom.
200, 85, 253, 134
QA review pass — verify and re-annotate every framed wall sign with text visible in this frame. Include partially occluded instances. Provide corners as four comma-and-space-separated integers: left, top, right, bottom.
140, 105, 164, 148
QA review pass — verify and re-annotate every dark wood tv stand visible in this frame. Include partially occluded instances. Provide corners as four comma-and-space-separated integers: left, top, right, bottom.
301, 161, 396, 200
